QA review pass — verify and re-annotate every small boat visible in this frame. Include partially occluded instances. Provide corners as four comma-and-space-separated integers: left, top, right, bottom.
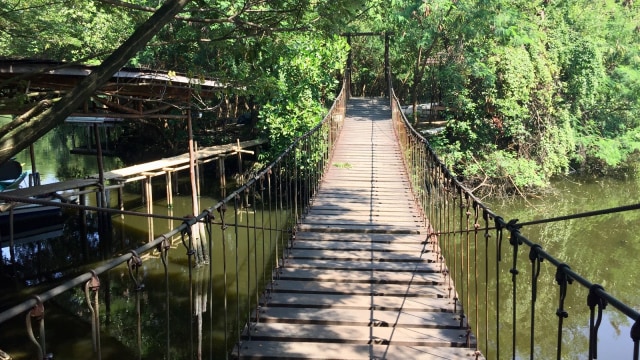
0, 172, 27, 191
0, 159, 27, 191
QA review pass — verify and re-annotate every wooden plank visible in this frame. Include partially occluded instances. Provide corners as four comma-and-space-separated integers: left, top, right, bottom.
301, 214, 421, 224
288, 249, 437, 263
245, 323, 471, 347
257, 307, 461, 328
263, 293, 454, 312
291, 240, 431, 252
297, 223, 425, 234
271, 280, 447, 297
277, 268, 445, 286
294, 232, 429, 243
237, 341, 479, 360
281, 259, 441, 273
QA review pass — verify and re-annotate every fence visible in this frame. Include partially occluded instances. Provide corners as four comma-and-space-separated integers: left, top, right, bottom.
390, 88, 640, 360
0, 83, 346, 359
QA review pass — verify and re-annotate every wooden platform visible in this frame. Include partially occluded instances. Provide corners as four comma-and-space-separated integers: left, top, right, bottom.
235, 98, 482, 359
93, 138, 266, 183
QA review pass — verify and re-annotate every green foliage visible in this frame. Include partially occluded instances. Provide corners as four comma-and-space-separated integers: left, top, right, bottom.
574, 129, 640, 175
333, 162, 352, 169
257, 34, 348, 159
492, 46, 535, 140
563, 38, 606, 116
0, 0, 136, 62
387, 0, 640, 194
464, 150, 548, 189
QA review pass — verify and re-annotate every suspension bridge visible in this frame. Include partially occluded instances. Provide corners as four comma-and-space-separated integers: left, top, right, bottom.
0, 80, 639, 360
235, 97, 479, 359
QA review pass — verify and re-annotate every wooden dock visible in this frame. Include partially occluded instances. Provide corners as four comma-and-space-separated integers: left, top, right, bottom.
94, 138, 266, 183
236, 98, 481, 359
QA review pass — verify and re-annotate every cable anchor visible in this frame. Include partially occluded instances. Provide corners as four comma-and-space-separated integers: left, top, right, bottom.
26, 296, 52, 360
85, 270, 102, 356
218, 203, 228, 230
555, 263, 573, 359
180, 216, 195, 256
127, 250, 144, 291
587, 284, 607, 359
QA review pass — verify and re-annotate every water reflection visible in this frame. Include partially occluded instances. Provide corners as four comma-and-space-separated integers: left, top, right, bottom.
0, 124, 289, 359
475, 176, 640, 359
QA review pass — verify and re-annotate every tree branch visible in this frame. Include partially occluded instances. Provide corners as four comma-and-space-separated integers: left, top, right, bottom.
0, 0, 192, 165
0, 99, 53, 138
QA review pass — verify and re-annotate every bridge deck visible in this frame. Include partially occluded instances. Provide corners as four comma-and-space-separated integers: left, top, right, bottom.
236, 98, 481, 359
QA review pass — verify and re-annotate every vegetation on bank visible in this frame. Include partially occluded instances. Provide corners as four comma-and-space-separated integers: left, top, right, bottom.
1, 0, 639, 196
382, 0, 640, 196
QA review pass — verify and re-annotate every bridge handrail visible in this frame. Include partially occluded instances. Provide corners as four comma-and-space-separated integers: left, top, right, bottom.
0, 79, 347, 357
390, 88, 640, 359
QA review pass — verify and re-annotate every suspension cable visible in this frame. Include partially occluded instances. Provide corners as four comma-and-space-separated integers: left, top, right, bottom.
430, 202, 640, 236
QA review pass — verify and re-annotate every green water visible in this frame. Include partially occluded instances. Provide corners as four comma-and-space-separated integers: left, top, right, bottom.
474, 176, 640, 359
0, 125, 289, 359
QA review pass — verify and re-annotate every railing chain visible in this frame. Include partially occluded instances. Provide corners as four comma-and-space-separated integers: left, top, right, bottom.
158, 234, 172, 359
587, 284, 607, 360
217, 202, 229, 359
494, 215, 505, 358
507, 219, 522, 360
555, 263, 573, 360
26, 296, 52, 360
84, 270, 102, 357
631, 318, 640, 360
528, 244, 544, 360
127, 250, 144, 291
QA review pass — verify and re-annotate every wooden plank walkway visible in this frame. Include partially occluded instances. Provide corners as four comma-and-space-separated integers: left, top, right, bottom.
94, 138, 266, 182
236, 98, 481, 359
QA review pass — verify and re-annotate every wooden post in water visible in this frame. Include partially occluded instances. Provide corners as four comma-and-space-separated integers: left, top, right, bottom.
188, 109, 198, 216
187, 107, 207, 264
9, 206, 15, 270
29, 144, 39, 186
93, 123, 109, 239
218, 156, 226, 198
117, 181, 124, 213
144, 175, 153, 214
145, 174, 154, 242
195, 141, 201, 198
165, 170, 174, 208
237, 139, 244, 207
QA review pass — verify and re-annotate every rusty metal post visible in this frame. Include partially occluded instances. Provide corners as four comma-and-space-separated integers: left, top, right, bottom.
346, 34, 352, 98
29, 144, 39, 186
195, 141, 201, 198
385, 31, 390, 97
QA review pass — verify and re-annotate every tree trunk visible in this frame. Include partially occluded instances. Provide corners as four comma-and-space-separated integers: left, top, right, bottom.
0, 0, 191, 165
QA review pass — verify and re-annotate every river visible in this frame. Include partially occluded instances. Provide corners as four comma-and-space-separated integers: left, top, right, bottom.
0, 122, 287, 359
482, 175, 640, 359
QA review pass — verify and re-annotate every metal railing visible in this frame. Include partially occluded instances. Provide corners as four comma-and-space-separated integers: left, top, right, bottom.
0, 82, 346, 359
390, 88, 640, 360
